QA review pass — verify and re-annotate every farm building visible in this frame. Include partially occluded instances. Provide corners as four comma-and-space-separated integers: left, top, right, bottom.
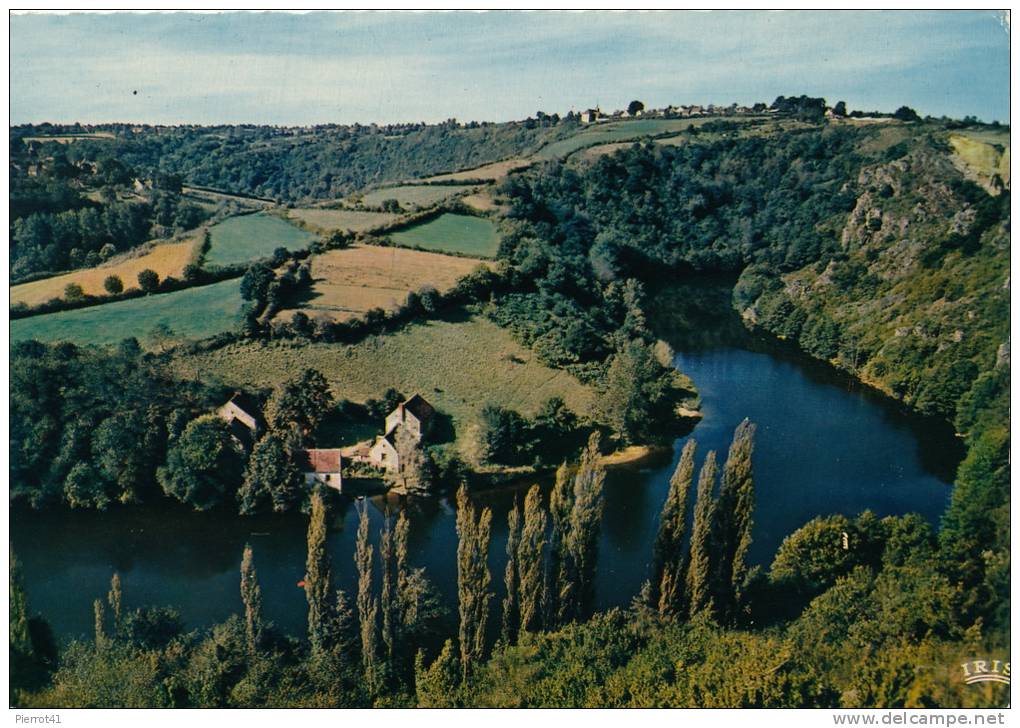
363, 393, 436, 475
216, 392, 263, 450
298, 448, 343, 490
580, 108, 602, 124
368, 433, 399, 473
384, 393, 435, 441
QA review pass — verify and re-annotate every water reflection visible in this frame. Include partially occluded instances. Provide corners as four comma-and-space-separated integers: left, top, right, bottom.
11, 283, 962, 640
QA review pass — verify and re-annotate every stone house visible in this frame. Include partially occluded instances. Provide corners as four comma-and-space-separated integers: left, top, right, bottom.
368, 394, 436, 474
384, 394, 435, 442
216, 392, 263, 451
368, 433, 399, 473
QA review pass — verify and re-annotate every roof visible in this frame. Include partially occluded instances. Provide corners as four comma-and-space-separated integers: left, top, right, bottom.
297, 449, 342, 473
226, 391, 263, 422
401, 394, 435, 423
227, 418, 256, 450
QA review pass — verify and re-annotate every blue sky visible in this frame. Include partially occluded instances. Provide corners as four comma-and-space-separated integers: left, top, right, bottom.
9, 10, 1010, 125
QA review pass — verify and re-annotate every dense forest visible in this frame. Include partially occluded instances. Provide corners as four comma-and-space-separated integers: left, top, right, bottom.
9, 143, 208, 280
9, 112, 1010, 708
11, 118, 568, 204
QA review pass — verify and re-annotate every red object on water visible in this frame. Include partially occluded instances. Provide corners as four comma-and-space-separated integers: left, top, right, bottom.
297, 580, 306, 588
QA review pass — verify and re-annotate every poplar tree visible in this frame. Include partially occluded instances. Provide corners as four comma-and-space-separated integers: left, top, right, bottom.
393, 510, 443, 674
94, 599, 108, 648
545, 462, 574, 626
559, 433, 606, 624
686, 450, 718, 618
517, 484, 547, 635
240, 543, 263, 654
715, 419, 757, 618
304, 490, 333, 657
455, 485, 492, 681
379, 515, 398, 662
355, 503, 379, 687
10, 550, 32, 657
652, 439, 697, 616
500, 499, 522, 645
107, 572, 123, 631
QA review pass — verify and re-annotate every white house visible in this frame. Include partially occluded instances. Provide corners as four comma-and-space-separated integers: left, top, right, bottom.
298, 448, 343, 490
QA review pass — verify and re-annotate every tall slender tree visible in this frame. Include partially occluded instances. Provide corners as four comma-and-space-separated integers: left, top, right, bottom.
240, 543, 263, 654
500, 498, 522, 645
107, 572, 123, 631
304, 490, 333, 657
715, 419, 757, 618
517, 484, 547, 635
93, 599, 107, 648
651, 440, 697, 616
355, 503, 379, 687
559, 433, 606, 624
455, 485, 492, 681
379, 515, 398, 663
10, 550, 32, 657
545, 462, 574, 626
686, 450, 718, 618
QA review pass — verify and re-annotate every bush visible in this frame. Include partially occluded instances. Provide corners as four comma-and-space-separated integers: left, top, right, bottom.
137, 269, 160, 293
103, 275, 124, 295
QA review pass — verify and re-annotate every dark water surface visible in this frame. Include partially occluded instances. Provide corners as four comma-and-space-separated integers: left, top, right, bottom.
10, 285, 963, 641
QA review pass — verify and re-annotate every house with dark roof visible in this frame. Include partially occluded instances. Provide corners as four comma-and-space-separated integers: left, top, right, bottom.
216, 392, 263, 451
366, 394, 436, 475
298, 448, 343, 490
383, 393, 435, 442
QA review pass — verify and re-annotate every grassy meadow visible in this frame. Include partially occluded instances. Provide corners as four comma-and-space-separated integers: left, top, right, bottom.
11, 277, 244, 348
10, 237, 201, 307
279, 244, 489, 322
284, 207, 400, 234
389, 213, 500, 257
420, 158, 532, 182
358, 184, 477, 209
205, 213, 315, 267
534, 117, 751, 160
172, 313, 595, 462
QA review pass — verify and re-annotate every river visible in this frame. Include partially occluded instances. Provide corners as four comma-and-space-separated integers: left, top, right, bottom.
10, 284, 963, 642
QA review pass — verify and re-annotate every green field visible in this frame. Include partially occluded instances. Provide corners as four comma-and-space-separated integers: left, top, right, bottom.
389, 213, 500, 257
205, 213, 316, 268
11, 278, 244, 348
285, 208, 400, 233
172, 313, 595, 463
535, 117, 747, 160
358, 185, 477, 209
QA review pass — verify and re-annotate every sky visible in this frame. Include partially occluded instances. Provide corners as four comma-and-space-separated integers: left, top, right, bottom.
9, 10, 1011, 126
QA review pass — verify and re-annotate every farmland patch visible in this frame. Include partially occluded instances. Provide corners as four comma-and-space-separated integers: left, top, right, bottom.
205, 213, 315, 268
389, 213, 500, 257
279, 244, 489, 322
11, 278, 244, 347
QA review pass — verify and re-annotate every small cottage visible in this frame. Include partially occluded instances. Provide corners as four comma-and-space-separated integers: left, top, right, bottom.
298, 448, 343, 490
216, 392, 263, 451
368, 433, 399, 473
